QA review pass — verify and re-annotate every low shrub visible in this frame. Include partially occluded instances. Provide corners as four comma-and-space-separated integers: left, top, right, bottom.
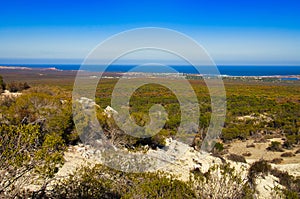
0, 75, 5, 93
6, 81, 30, 92
281, 152, 295, 157
227, 153, 247, 163
267, 141, 284, 152
212, 142, 226, 155
124, 172, 196, 199
48, 165, 196, 199
248, 160, 271, 186
271, 168, 300, 197
270, 168, 293, 189
191, 163, 253, 199
242, 152, 252, 157
270, 158, 283, 164
246, 143, 255, 148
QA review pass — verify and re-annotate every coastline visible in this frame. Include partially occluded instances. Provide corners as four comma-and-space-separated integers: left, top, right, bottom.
0, 65, 299, 79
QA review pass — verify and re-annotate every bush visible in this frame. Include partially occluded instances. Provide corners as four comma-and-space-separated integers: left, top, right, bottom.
124, 172, 196, 199
242, 152, 252, 157
49, 164, 122, 199
0, 124, 65, 198
248, 160, 271, 186
267, 141, 284, 152
191, 163, 253, 199
48, 165, 196, 199
6, 81, 30, 92
270, 168, 296, 190
227, 153, 247, 163
281, 152, 295, 157
272, 186, 299, 199
246, 143, 255, 148
213, 142, 224, 152
7, 89, 76, 144
270, 158, 283, 164
0, 75, 5, 93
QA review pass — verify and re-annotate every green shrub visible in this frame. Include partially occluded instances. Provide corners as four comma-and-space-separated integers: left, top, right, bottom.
270, 168, 300, 197
267, 141, 284, 152
227, 153, 247, 163
0, 124, 65, 198
49, 165, 196, 199
281, 152, 295, 157
0, 75, 5, 92
213, 142, 224, 152
49, 164, 122, 199
6, 81, 30, 92
191, 163, 253, 199
248, 160, 271, 186
124, 172, 196, 199
270, 158, 283, 164
242, 152, 252, 157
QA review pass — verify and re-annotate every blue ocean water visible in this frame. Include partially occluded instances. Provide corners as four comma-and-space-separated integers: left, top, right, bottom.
1, 64, 300, 76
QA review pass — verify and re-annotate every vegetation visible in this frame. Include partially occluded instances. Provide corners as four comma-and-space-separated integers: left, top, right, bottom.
94, 78, 300, 150
0, 75, 5, 93
0, 70, 299, 198
0, 86, 75, 197
247, 160, 271, 186
0, 123, 65, 197
281, 152, 295, 157
267, 141, 284, 152
20, 163, 254, 199
249, 160, 300, 198
227, 153, 247, 163
270, 168, 300, 198
270, 158, 283, 164
6, 81, 30, 92
191, 163, 253, 199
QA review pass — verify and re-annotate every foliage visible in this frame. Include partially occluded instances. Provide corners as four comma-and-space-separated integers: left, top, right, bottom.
227, 153, 247, 163
281, 152, 295, 157
190, 163, 253, 199
1, 86, 77, 144
0, 75, 5, 93
6, 81, 30, 92
0, 124, 65, 198
272, 186, 299, 199
270, 158, 283, 164
267, 141, 284, 152
93, 78, 300, 150
213, 142, 224, 152
247, 160, 271, 186
44, 163, 255, 199
0, 86, 75, 198
270, 168, 300, 192
123, 172, 196, 199
49, 164, 122, 199
47, 164, 196, 199
0, 75, 299, 197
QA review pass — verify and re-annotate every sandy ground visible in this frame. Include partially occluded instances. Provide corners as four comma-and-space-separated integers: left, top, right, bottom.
22, 133, 298, 199
52, 138, 300, 199
227, 138, 300, 177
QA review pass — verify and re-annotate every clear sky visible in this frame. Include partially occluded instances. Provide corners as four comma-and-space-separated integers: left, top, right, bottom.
1, 0, 300, 65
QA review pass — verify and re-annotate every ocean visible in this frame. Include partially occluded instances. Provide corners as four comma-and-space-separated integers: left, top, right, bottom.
1, 64, 300, 76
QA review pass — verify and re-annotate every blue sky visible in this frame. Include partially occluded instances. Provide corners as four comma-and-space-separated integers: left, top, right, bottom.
0, 0, 300, 65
